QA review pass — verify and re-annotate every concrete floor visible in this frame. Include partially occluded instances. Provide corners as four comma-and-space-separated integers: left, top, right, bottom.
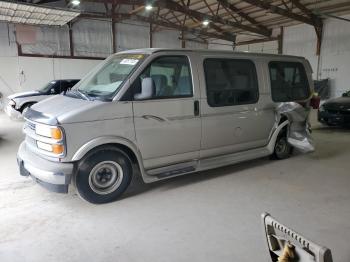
0, 111, 350, 262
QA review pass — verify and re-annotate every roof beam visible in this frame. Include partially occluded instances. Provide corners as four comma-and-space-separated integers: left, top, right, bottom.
235, 37, 278, 46
129, 5, 145, 15
290, 0, 322, 24
289, 0, 323, 55
135, 1, 236, 41
153, 0, 271, 37
241, 0, 320, 26
82, 0, 145, 5
80, 13, 236, 42
217, 0, 269, 32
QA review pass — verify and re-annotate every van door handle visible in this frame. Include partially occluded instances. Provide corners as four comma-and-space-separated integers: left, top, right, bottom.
194, 100, 200, 116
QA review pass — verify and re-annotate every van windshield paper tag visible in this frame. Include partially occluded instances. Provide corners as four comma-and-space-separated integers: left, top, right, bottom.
120, 59, 139, 65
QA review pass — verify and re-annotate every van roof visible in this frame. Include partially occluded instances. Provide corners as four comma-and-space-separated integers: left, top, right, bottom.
117, 48, 305, 60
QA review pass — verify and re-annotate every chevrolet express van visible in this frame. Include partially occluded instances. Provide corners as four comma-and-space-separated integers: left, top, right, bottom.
17, 49, 313, 204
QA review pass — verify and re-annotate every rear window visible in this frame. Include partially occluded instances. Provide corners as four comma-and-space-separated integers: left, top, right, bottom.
269, 61, 310, 102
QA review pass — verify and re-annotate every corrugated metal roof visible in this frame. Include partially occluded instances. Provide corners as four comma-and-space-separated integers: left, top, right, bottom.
0, 1, 79, 26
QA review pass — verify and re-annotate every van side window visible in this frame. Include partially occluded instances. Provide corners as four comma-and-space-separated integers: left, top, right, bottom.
137, 56, 193, 99
269, 61, 310, 102
203, 58, 259, 107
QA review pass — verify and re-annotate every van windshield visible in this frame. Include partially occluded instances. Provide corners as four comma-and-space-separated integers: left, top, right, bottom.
75, 54, 145, 100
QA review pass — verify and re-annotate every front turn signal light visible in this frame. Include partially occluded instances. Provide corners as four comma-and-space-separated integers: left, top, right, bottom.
51, 127, 63, 140
52, 144, 64, 154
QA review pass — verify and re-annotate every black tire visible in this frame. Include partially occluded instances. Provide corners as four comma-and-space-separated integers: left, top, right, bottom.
272, 131, 292, 160
75, 147, 133, 204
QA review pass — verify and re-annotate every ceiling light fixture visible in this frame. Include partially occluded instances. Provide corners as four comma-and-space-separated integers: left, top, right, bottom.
145, 4, 153, 11
71, 0, 80, 6
202, 20, 210, 26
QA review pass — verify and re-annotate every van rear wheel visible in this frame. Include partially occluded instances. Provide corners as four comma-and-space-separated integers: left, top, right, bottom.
75, 147, 132, 204
272, 132, 292, 160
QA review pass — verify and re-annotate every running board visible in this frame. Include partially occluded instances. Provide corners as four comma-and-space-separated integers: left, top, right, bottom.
146, 161, 197, 178
199, 147, 271, 171
145, 146, 271, 180
156, 166, 196, 178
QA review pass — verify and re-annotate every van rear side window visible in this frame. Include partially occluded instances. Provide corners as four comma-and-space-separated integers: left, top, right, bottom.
269, 61, 310, 102
204, 59, 259, 107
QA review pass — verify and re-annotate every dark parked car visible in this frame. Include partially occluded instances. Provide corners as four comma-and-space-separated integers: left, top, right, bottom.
318, 91, 350, 126
5, 79, 80, 118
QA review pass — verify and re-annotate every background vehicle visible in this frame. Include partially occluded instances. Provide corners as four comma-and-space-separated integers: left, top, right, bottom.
17, 49, 313, 204
5, 79, 80, 118
318, 90, 350, 126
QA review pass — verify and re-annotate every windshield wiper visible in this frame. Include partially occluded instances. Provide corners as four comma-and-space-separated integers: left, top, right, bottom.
76, 89, 90, 100
86, 90, 106, 97
66, 89, 90, 100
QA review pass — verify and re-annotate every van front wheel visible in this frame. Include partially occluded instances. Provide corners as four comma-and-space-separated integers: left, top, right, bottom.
75, 147, 132, 204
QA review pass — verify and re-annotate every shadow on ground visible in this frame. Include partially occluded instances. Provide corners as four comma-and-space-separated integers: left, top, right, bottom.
122, 156, 271, 199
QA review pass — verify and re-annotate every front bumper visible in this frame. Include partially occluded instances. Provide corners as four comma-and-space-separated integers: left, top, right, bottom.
318, 110, 350, 126
17, 142, 74, 193
4, 104, 21, 119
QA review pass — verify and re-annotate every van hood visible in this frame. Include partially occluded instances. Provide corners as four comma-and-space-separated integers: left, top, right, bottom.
8, 90, 41, 99
28, 95, 115, 124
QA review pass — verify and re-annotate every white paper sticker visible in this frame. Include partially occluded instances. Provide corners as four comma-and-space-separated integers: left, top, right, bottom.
120, 59, 139, 65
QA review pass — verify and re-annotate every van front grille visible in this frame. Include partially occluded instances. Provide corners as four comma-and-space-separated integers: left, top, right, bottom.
25, 121, 36, 131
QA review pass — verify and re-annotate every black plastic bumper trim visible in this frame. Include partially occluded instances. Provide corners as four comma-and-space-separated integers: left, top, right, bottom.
33, 176, 69, 193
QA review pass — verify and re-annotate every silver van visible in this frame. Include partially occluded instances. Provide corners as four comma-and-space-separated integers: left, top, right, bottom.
17, 49, 313, 204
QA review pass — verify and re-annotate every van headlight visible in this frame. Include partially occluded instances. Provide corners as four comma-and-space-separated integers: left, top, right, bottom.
35, 124, 65, 155
37, 141, 65, 155
35, 124, 63, 140
319, 105, 325, 112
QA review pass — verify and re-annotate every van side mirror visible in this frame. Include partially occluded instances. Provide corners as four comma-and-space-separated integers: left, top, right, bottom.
134, 77, 155, 100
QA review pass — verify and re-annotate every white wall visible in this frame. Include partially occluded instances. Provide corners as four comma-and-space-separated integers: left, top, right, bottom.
0, 21, 103, 98
283, 14, 350, 97
116, 20, 150, 51
236, 41, 278, 54
0, 56, 100, 95
0, 23, 17, 57
283, 23, 318, 79
185, 39, 208, 50
208, 39, 233, 50
21, 25, 70, 56
153, 29, 181, 48
0, 20, 198, 99
318, 15, 350, 97
73, 19, 112, 57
